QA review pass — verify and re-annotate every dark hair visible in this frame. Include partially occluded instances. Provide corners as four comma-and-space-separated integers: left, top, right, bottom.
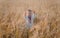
28, 9, 32, 12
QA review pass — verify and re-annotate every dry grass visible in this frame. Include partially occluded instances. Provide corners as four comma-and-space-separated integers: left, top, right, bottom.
0, 0, 60, 38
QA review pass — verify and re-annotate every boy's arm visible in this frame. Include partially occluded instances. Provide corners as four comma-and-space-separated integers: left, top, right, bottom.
24, 11, 26, 19
33, 11, 36, 18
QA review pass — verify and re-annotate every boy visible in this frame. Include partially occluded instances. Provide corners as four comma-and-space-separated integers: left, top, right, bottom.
24, 9, 35, 29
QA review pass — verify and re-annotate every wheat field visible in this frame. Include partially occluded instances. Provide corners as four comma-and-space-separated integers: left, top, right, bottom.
0, 0, 60, 38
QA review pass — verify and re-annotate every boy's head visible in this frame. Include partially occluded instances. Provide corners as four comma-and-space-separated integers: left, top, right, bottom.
28, 9, 32, 15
